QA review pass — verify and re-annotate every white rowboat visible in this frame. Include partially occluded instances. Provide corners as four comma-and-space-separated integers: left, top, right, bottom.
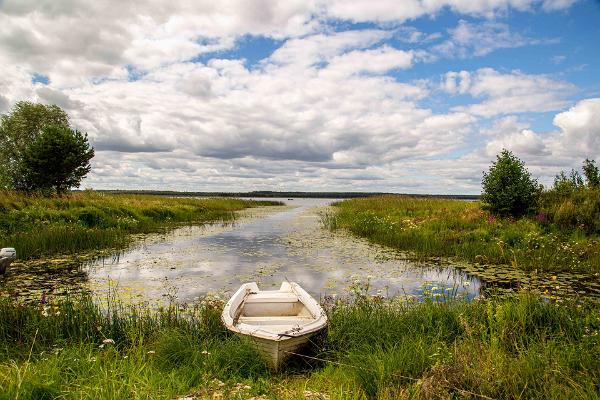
0, 248, 16, 275
221, 282, 327, 371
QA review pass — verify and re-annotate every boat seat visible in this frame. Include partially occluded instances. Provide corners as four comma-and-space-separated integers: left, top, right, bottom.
238, 316, 314, 325
245, 292, 299, 303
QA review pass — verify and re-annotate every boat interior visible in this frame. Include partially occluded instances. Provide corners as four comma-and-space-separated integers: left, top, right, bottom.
237, 291, 316, 333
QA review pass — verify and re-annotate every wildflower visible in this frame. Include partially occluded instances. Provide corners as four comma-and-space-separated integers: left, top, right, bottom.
99, 344, 104, 349
201, 350, 211, 355
536, 213, 548, 224
147, 350, 155, 355
212, 379, 225, 387
102, 338, 115, 345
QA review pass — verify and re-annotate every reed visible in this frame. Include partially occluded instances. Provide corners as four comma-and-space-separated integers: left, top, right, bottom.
0, 191, 281, 259
324, 195, 600, 273
0, 291, 597, 399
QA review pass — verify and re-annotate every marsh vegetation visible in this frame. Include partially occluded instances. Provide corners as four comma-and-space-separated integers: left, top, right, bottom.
0, 191, 281, 260
323, 193, 600, 274
0, 290, 597, 399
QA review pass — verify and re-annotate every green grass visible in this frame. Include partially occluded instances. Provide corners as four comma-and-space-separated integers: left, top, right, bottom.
0, 190, 281, 260
0, 292, 598, 399
323, 195, 600, 273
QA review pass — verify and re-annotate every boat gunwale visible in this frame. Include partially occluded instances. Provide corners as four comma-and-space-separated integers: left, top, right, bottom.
221, 282, 327, 341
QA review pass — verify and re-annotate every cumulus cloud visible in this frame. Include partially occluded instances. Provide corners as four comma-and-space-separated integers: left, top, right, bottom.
442, 68, 575, 116
550, 98, 600, 159
485, 129, 549, 156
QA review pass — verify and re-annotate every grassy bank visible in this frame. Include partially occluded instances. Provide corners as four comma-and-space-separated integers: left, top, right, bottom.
0, 292, 597, 399
0, 191, 281, 260
323, 195, 600, 273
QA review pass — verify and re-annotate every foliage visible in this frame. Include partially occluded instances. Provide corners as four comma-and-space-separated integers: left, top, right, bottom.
0, 191, 282, 259
481, 149, 540, 217
0, 293, 597, 399
0, 101, 69, 189
539, 159, 600, 234
325, 195, 600, 273
540, 186, 600, 234
583, 158, 600, 188
552, 170, 584, 197
14, 125, 94, 194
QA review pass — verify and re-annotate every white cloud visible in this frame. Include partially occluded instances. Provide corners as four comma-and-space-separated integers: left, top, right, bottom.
321, 45, 414, 78
324, 0, 576, 22
431, 20, 547, 59
443, 68, 575, 117
550, 98, 600, 159
485, 129, 549, 156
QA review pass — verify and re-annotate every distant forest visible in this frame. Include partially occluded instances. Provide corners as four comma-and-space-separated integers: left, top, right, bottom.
90, 190, 480, 200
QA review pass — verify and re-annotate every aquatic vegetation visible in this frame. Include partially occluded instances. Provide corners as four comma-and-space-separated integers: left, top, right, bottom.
0, 190, 282, 260
325, 195, 600, 274
0, 292, 597, 399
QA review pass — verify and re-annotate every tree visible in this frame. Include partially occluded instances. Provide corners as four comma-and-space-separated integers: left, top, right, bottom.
481, 149, 540, 217
15, 125, 94, 194
0, 101, 69, 189
583, 158, 600, 188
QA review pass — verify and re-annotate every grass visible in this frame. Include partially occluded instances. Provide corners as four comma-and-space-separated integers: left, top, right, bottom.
0, 190, 281, 260
0, 291, 597, 399
323, 195, 600, 273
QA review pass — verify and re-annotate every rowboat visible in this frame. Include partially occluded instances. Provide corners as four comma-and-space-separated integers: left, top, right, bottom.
0, 248, 16, 275
221, 282, 327, 371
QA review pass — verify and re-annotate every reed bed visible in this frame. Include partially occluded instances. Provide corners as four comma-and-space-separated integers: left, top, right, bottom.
323, 195, 600, 273
0, 291, 597, 399
0, 191, 281, 259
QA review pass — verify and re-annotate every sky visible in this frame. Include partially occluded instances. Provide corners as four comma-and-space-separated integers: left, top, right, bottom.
1, 0, 599, 194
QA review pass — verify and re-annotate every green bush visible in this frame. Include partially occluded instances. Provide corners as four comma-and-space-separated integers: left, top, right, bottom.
481, 150, 540, 217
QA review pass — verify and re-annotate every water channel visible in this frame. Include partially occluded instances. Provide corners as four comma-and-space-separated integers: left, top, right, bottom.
3, 198, 598, 304
84, 198, 477, 303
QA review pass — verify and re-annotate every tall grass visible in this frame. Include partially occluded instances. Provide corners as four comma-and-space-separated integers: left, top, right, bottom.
0, 190, 281, 259
539, 187, 600, 234
0, 292, 597, 399
324, 195, 600, 273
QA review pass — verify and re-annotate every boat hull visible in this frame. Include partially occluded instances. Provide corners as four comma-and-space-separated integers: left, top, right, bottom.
242, 332, 316, 371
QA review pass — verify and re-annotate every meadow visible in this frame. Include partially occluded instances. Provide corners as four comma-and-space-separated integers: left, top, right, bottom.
0, 290, 597, 399
0, 191, 281, 260
323, 194, 600, 274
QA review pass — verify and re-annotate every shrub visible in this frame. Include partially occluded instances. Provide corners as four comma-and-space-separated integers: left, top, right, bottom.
481, 150, 540, 217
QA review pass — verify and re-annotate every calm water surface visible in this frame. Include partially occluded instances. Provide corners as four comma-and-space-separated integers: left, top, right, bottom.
85, 198, 478, 302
